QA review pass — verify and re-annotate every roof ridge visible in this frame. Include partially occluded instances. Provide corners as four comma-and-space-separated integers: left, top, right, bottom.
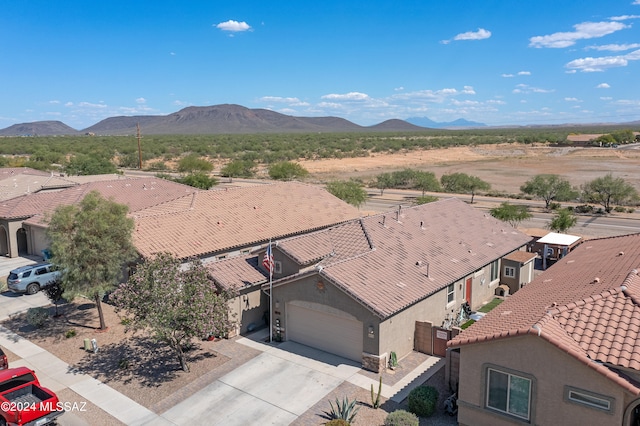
131, 192, 199, 218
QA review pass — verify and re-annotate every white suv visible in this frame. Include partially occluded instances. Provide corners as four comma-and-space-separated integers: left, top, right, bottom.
7, 263, 60, 295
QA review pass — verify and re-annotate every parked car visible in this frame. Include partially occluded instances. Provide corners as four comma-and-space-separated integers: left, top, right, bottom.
0, 348, 7, 370
6, 263, 60, 295
0, 367, 64, 425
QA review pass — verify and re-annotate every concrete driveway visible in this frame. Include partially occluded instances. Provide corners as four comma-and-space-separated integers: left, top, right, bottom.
159, 339, 362, 426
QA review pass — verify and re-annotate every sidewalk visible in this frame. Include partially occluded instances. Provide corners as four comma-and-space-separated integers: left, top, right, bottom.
0, 325, 170, 426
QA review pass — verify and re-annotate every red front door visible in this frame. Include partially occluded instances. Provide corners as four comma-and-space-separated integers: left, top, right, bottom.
465, 277, 472, 305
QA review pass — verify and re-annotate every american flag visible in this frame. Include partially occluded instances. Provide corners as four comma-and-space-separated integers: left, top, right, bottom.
263, 243, 274, 274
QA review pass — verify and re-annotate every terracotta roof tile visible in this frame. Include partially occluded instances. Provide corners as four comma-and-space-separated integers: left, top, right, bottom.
132, 182, 361, 259
450, 233, 640, 390
275, 198, 531, 319
206, 255, 267, 290
504, 250, 537, 264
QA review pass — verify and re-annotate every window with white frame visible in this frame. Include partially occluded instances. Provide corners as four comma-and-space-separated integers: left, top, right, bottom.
486, 368, 532, 420
490, 260, 499, 281
565, 387, 613, 412
504, 266, 516, 278
447, 283, 455, 304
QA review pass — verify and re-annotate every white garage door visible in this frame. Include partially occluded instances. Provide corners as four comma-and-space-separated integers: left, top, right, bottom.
287, 301, 363, 362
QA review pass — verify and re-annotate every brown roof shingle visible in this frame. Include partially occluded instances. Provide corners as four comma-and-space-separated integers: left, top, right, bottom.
275, 198, 531, 319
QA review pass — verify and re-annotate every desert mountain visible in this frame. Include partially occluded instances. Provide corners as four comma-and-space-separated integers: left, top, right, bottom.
0, 121, 80, 136
406, 116, 486, 129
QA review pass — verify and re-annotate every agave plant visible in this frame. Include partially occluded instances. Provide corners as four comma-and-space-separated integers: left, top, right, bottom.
325, 396, 360, 423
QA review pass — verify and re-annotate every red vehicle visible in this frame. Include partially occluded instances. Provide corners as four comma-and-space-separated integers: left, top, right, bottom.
0, 367, 63, 426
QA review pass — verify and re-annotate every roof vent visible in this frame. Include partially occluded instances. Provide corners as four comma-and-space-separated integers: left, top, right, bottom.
420, 221, 425, 230
618, 251, 625, 256
593, 277, 601, 284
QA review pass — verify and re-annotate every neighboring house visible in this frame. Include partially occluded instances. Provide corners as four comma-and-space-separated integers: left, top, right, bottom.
448, 233, 640, 426
499, 250, 537, 295
533, 231, 582, 269
208, 198, 532, 371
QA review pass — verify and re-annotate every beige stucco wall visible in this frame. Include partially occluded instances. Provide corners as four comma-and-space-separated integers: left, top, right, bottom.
457, 335, 629, 426
24, 224, 49, 259
227, 285, 268, 335
0, 219, 25, 258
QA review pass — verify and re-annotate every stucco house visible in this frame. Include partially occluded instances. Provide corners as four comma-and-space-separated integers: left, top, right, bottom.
208, 198, 532, 371
449, 233, 640, 426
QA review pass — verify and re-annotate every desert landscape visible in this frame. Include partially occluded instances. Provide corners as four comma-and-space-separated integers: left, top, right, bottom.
297, 143, 640, 194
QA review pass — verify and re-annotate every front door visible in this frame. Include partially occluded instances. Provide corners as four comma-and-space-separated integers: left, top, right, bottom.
465, 277, 472, 305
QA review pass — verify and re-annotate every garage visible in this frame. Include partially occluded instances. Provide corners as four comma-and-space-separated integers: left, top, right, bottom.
286, 301, 363, 362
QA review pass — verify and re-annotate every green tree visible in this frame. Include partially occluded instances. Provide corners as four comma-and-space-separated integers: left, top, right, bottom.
520, 174, 578, 209
326, 180, 367, 208
268, 161, 309, 181
548, 208, 578, 233
581, 173, 639, 213
46, 191, 137, 330
413, 171, 441, 196
175, 172, 218, 189
489, 202, 532, 228
440, 173, 491, 203
611, 129, 634, 144
65, 154, 118, 175
220, 160, 255, 181
413, 195, 439, 205
373, 172, 394, 195
112, 253, 236, 372
177, 154, 213, 173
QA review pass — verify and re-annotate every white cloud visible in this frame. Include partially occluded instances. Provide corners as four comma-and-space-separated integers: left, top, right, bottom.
501, 73, 514, 78
600, 96, 613, 100
512, 84, 555, 94
596, 83, 611, 88
517, 71, 531, 75
462, 86, 476, 94
321, 92, 370, 101
609, 14, 640, 20
565, 49, 640, 71
260, 96, 301, 103
64, 102, 73, 107
564, 97, 581, 102
78, 102, 107, 109
173, 100, 190, 106
453, 28, 491, 41
635, 1, 640, 5
136, 97, 146, 104
215, 20, 251, 32
586, 43, 640, 51
394, 86, 404, 91
48, 100, 60, 104
529, 21, 629, 48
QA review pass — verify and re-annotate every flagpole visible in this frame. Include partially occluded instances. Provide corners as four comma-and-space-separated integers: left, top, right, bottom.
268, 240, 273, 343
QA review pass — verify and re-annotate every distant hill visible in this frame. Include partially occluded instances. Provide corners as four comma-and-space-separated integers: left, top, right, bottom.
368, 119, 427, 131
0, 121, 80, 136
406, 116, 486, 129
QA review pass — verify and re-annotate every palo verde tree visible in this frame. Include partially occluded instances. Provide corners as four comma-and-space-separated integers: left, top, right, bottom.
326, 180, 368, 208
112, 253, 236, 372
581, 173, 639, 213
440, 172, 491, 203
548, 208, 578, 233
373, 172, 394, 195
46, 191, 137, 330
489, 202, 532, 228
220, 159, 256, 181
520, 174, 578, 209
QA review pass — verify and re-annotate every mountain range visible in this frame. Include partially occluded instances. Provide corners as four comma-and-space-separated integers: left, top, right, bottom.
0, 104, 487, 136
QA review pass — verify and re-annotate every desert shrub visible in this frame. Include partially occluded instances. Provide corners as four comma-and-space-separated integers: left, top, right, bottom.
549, 202, 561, 210
64, 329, 76, 338
614, 206, 627, 212
628, 208, 635, 213
325, 420, 350, 426
384, 409, 419, 426
574, 204, 593, 214
26, 307, 49, 328
408, 385, 439, 417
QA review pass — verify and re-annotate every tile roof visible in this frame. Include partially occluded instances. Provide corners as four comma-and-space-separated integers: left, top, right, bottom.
206, 255, 267, 290
9, 177, 198, 224
449, 233, 640, 393
0, 167, 74, 201
132, 182, 361, 259
504, 251, 537, 264
274, 198, 532, 319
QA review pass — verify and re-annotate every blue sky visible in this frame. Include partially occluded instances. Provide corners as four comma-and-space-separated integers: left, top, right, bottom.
3, 1, 640, 129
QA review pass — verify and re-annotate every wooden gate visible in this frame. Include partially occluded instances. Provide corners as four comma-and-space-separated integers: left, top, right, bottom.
432, 326, 451, 357
414, 321, 433, 355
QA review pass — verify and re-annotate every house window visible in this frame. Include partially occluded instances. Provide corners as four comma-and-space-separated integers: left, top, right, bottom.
490, 260, 499, 281
274, 260, 282, 274
504, 266, 516, 278
447, 283, 455, 304
565, 387, 613, 412
486, 368, 532, 420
